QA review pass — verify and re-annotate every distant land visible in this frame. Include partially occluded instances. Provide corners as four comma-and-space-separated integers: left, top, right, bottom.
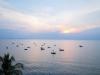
0, 27, 100, 40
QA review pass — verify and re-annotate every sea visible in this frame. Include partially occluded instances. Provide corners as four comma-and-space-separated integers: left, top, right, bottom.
0, 40, 100, 75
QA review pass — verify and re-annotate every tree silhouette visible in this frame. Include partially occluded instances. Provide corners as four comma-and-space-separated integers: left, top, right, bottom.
0, 53, 24, 75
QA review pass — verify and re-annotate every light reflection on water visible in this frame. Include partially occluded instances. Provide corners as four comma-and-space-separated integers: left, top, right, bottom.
0, 40, 100, 75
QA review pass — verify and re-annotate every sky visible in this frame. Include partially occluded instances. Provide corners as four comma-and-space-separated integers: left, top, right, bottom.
0, 0, 100, 34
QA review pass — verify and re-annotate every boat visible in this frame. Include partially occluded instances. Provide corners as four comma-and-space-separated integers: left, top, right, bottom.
16, 45, 19, 47
40, 47, 45, 50
27, 46, 30, 48
24, 49, 28, 50
6, 46, 8, 49
54, 45, 56, 46
12, 42, 15, 44
51, 50, 56, 54
79, 45, 83, 47
48, 47, 51, 48
59, 48, 64, 51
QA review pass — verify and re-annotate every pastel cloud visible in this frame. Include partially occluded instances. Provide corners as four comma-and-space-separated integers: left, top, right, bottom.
0, 0, 100, 33
0, 6, 52, 32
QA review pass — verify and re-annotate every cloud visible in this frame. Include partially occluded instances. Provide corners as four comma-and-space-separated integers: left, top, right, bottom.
0, 6, 55, 32
0, 0, 100, 33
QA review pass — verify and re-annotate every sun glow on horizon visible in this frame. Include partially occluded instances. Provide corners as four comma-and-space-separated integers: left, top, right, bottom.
60, 28, 79, 34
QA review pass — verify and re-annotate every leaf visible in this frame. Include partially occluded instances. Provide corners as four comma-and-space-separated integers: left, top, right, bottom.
14, 63, 24, 69
0, 56, 3, 62
12, 70, 23, 75
0, 69, 3, 75
11, 56, 15, 62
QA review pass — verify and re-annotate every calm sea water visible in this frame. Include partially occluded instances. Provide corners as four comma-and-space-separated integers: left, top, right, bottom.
0, 40, 100, 75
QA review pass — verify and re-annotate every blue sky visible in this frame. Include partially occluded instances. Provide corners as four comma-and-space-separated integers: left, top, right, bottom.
0, 0, 100, 34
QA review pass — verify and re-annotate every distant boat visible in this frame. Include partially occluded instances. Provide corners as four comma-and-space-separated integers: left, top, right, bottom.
16, 45, 19, 47
43, 43, 46, 45
48, 47, 51, 48
79, 45, 83, 47
41, 43, 45, 46
27, 46, 30, 48
12, 42, 15, 44
59, 48, 64, 51
51, 50, 56, 54
20, 43, 23, 46
33, 42, 37, 46
6, 46, 8, 49
24, 49, 28, 50
41, 45, 44, 46
54, 45, 56, 46
40, 47, 45, 50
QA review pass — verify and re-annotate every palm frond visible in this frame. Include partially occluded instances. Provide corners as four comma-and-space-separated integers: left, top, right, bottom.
11, 56, 15, 62
0, 69, 3, 75
0, 53, 24, 75
0, 56, 3, 62
14, 63, 24, 69
11, 70, 23, 75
